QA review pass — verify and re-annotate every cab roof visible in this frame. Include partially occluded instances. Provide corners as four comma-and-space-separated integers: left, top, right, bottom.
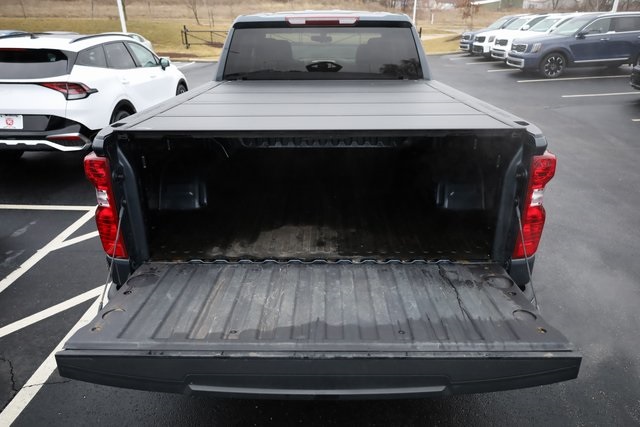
233, 10, 413, 24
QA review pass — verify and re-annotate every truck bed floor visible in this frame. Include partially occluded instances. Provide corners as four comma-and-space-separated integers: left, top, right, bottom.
67, 261, 570, 353
148, 187, 493, 262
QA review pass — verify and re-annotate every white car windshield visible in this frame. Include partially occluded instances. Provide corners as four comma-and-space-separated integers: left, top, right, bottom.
530, 17, 563, 32
505, 17, 529, 30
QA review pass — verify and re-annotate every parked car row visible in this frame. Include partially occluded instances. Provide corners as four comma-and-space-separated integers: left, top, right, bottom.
461, 12, 640, 79
0, 31, 178, 159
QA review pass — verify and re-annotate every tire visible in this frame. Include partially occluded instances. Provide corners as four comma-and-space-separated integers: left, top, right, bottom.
539, 52, 566, 79
110, 108, 131, 124
176, 83, 188, 95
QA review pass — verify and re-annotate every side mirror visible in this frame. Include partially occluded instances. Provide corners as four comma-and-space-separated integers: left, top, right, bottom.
575, 31, 586, 39
521, 24, 530, 31
160, 57, 170, 70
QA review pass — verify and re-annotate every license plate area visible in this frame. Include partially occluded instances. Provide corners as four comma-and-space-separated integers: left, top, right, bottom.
0, 115, 23, 130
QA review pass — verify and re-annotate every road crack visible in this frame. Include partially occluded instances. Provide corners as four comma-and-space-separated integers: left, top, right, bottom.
0, 356, 18, 394
22, 380, 72, 388
1, 355, 19, 412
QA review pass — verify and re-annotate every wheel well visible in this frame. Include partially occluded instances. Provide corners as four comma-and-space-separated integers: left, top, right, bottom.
112, 100, 136, 116
544, 50, 571, 64
178, 79, 188, 90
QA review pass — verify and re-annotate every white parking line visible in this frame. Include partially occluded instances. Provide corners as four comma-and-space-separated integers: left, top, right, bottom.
632, 119, 640, 122
0, 286, 102, 339
175, 61, 195, 69
517, 75, 628, 83
0, 297, 101, 426
487, 69, 519, 73
0, 209, 95, 295
52, 231, 99, 251
562, 91, 639, 98
0, 204, 93, 211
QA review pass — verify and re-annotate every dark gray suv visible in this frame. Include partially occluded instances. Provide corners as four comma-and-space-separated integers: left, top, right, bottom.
506, 12, 640, 78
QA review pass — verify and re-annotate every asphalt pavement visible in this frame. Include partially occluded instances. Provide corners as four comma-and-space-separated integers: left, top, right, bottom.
1, 58, 639, 426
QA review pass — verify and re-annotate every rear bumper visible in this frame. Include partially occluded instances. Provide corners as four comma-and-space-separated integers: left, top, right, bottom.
0, 120, 92, 152
57, 350, 581, 399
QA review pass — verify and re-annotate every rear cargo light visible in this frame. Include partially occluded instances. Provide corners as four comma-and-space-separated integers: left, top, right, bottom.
513, 151, 556, 259
286, 16, 359, 25
38, 82, 97, 100
84, 152, 128, 259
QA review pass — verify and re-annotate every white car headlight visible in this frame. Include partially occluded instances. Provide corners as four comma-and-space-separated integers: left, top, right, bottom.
531, 43, 542, 53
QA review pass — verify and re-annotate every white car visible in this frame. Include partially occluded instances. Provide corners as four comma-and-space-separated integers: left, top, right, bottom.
490, 13, 582, 61
0, 33, 187, 159
471, 14, 549, 58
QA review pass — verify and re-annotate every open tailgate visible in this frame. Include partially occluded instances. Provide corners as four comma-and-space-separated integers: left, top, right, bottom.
56, 262, 580, 398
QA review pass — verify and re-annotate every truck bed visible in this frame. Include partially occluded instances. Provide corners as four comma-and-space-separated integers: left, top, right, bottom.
148, 148, 494, 261
57, 261, 580, 397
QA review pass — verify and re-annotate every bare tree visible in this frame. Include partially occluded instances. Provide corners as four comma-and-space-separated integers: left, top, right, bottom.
458, 0, 478, 30
19, 0, 27, 18
184, 0, 202, 25
205, 0, 215, 27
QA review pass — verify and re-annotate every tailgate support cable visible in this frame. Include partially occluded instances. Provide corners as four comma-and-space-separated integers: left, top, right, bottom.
515, 201, 539, 309
98, 202, 126, 311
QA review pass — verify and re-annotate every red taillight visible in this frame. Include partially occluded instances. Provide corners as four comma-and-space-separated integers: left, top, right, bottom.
286, 16, 359, 25
84, 152, 128, 259
38, 82, 96, 100
513, 151, 556, 259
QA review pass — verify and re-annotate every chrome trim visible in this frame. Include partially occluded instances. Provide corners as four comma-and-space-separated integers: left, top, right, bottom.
0, 139, 90, 151
573, 57, 630, 63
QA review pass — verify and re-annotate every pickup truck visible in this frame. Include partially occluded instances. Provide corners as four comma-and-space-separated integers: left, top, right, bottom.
56, 11, 581, 399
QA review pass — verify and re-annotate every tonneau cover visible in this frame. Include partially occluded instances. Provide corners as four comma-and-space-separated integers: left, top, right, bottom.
110, 80, 527, 134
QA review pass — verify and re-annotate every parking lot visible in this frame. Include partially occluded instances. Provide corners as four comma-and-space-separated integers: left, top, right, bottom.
1, 57, 640, 426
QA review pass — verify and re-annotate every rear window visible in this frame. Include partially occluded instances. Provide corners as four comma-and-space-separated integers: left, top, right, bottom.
0, 48, 68, 79
223, 25, 422, 80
